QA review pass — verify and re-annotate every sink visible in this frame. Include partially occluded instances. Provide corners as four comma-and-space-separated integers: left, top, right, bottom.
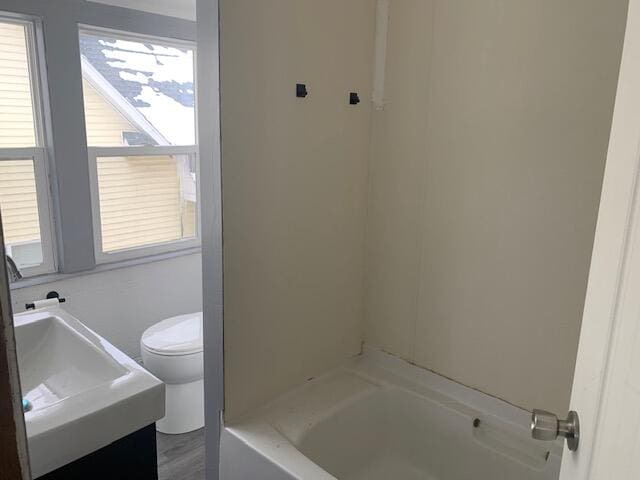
14, 306, 165, 478
16, 315, 126, 410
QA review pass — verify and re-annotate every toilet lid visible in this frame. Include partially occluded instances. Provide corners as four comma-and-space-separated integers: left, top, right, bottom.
141, 312, 203, 356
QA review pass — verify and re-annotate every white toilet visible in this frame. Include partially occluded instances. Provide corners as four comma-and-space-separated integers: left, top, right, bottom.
141, 312, 204, 434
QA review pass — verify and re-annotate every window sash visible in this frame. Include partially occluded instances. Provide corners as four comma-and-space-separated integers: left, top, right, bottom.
87, 145, 200, 264
0, 148, 56, 276
24, 19, 47, 150
79, 26, 198, 149
0, 16, 45, 149
0, 16, 56, 278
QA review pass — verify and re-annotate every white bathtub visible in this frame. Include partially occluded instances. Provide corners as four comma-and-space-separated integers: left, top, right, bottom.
220, 348, 562, 480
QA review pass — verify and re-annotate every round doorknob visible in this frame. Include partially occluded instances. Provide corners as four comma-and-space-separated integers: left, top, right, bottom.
531, 409, 580, 451
531, 409, 559, 441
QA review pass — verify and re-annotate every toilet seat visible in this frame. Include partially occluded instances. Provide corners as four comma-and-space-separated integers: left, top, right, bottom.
141, 312, 203, 356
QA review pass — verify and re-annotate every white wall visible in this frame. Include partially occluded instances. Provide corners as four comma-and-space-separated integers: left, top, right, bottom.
365, 0, 628, 415
220, 0, 376, 421
11, 254, 203, 357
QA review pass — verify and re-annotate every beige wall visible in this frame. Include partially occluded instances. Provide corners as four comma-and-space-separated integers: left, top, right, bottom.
221, 0, 376, 420
365, 0, 628, 414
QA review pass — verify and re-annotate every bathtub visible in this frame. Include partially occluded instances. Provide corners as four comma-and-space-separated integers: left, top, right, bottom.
220, 348, 562, 480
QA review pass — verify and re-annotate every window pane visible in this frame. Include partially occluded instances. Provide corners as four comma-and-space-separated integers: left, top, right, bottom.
79, 31, 195, 147
0, 22, 37, 148
96, 155, 197, 252
0, 160, 44, 269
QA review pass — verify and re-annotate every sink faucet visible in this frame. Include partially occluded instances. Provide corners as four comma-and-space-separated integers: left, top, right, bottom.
6, 255, 22, 282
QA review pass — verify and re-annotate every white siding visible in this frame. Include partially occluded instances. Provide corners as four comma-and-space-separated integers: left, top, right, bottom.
96, 155, 184, 251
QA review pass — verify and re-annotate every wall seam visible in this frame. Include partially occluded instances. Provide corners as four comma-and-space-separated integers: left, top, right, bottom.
411, 0, 438, 364
361, 0, 390, 350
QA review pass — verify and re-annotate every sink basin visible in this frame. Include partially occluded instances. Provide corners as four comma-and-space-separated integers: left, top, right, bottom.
14, 306, 165, 478
17, 315, 126, 410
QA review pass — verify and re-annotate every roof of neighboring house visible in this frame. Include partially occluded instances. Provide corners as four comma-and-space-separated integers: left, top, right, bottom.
80, 33, 195, 146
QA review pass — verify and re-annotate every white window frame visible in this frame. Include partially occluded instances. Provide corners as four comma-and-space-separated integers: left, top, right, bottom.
0, 16, 57, 277
80, 26, 199, 265
87, 145, 200, 264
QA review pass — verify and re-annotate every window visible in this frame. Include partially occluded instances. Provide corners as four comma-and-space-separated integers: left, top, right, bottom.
0, 19, 55, 276
79, 28, 198, 263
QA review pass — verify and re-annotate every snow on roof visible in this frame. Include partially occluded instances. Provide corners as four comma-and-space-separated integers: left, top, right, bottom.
80, 33, 195, 146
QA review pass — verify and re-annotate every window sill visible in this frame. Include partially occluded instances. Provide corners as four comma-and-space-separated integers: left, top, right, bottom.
10, 246, 202, 290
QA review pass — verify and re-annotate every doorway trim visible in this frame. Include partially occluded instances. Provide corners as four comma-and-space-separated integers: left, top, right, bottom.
196, 0, 224, 479
560, 0, 639, 477
0, 220, 30, 480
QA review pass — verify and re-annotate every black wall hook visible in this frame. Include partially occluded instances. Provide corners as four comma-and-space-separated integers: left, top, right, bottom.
296, 83, 308, 98
349, 92, 361, 105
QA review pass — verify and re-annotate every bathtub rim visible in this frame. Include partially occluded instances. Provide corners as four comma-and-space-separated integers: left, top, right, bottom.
220, 346, 563, 480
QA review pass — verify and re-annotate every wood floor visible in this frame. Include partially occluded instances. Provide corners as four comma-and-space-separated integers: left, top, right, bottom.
157, 428, 205, 480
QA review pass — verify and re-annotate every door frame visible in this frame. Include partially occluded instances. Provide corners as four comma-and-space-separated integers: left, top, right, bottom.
559, 0, 640, 477
0, 215, 30, 480
196, 1, 224, 479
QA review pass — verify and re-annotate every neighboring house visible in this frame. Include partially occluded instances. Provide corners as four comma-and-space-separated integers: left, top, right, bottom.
0, 22, 45, 264
0, 23, 196, 260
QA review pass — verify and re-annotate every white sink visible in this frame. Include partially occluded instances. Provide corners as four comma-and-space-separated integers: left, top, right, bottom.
14, 306, 165, 478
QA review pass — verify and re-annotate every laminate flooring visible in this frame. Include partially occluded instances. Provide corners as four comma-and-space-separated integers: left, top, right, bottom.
157, 428, 205, 480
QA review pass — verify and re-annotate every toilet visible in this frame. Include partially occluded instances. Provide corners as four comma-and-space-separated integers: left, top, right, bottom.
141, 312, 204, 434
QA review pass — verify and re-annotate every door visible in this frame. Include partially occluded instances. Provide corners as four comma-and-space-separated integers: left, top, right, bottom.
557, 0, 640, 477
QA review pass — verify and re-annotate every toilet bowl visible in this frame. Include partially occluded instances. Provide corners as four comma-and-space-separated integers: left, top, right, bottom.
141, 312, 204, 434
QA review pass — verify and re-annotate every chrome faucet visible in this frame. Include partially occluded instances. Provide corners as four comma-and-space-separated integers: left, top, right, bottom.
6, 255, 23, 282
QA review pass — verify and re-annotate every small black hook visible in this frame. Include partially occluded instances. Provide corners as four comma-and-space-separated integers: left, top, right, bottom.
296, 83, 308, 98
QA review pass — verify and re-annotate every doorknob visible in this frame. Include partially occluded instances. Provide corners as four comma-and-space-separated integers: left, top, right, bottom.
531, 409, 580, 451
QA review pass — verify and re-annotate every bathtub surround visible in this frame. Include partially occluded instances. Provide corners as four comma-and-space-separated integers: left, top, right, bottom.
364, 0, 628, 415
221, 0, 627, 423
220, 0, 376, 420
